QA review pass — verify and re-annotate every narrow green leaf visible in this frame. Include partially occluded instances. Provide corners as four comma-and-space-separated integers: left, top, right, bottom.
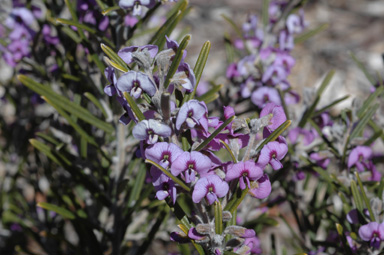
102, 6, 120, 15
43, 96, 98, 146
316, 70, 335, 97
195, 115, 235, 151
61, 26, 82, 43
101, 43, 129, 72
128, 164, 147, 206
219, 140, 237, 163
369, 120, 384, 143
190, 41, 211, 99
350, 180, 364, 213
196, 84, 223, 102
145, 159, 190, 192
357, 85, 383, 118
355, 172, 376, 222
255, 120, 291, 153
350, 52, 376, 85
29, 139, 71, 166
221, 14, 242, 37
37, 202, 75, 220
80, 137, 87, 158
350, 103, 379, 139
298, 70, 335, 127
123, 92, 145, 121
294, 23, 328, 44
36, 132, 60, 146
364, 129, 383, 146
84, 92, 108, 119
198, 93, 218, 104
18, 75, 113, 133
56, 18, 96, 34
214, 201, 223, 234
224, 187, 248, 214
262, 0, 270, 27
164, 35, 191, 89
64, 0, 78, 21
150, 0, 188, 48
313, 95, 349, 116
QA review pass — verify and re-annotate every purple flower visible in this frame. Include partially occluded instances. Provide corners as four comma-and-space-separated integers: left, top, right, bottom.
150, 167, 177, 204
42, 25, 60, 45
116, 71, 157, 98
170, 232, 189, 243
145, 142, 183, 168
132, 119, 171, 144
192, 175, 229, 204
175, 100, 207, 130
251, 87, 281, 108
166, 36, 187, 60
245, 236, 262, 254
347, 209, 369, 225
279, 30, 294, 51
119, 0, 157, 15
249, 174, 272, 199
347, 146, 372, 172
262, 64, 287, 85
260, 102, 287, 131
104, 67, 119, 96
257, 141, 288, 170
286, 11, 306, 34
309, 152, 331, 170
288, 127, 316, 146
188, 227, 207, 241
124, 15, 138, 27
274, 51, 296, 72
172, 62, 196, 91
358, 222, 384, 249
118, 45, 158, 65
171, 151, 212, 183
225, 161, 263, 190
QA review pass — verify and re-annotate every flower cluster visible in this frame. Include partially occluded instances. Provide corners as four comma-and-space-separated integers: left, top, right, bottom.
104, 33, 289, 253
0, 5, 38, 67
227, 1, 306, 108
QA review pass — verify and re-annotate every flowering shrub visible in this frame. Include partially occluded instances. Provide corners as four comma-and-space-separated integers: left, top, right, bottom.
0, 0, 383, 254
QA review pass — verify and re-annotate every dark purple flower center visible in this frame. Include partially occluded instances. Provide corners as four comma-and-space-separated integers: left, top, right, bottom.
188, 110, 194, 117
271, 151, 277, 159
242, 171, 249, 177
263, 94, 269, 102
187, 162, 195, 170
358, 154, 364, 162
147, 128, 154, 135
133, 80, 140, 88
162, 153, 170, 161
208, 185, 214, 193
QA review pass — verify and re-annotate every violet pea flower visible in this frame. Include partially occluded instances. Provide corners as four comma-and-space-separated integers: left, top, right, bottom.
150, 167, 177, 204
347, 146, 372, 172
119, 0, 157, 15
132, 119, 171, 144
192, 174, 229, 205
116, 71, 157, 99
225, 161, 263, 190
251, 87, 282, 108
257, 141, 288, 170
145, 142, 183, 169
118, 45, 158, 65
260, 102, 287, 131
171, 151, 212, 183
175, 100, 207, 130
249, 174, 272, 199
358, 222, 384, 249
